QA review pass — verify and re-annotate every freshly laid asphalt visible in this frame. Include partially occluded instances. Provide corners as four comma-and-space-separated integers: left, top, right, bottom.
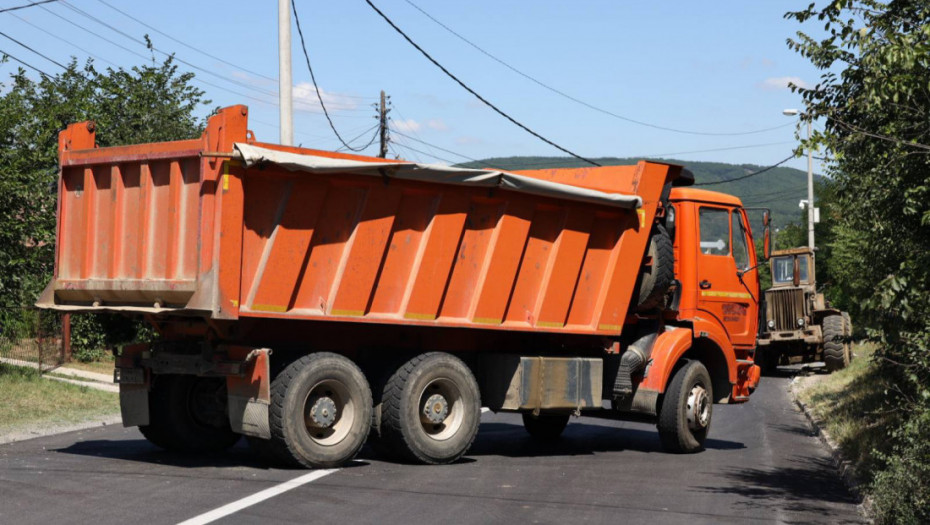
0, 372, 863, 524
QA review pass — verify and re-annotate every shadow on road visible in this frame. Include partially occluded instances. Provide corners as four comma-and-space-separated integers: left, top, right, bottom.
53, 438, 269, 469
695, 455, 862, 522
53, 420, 744, 469
463, 420, 745, 458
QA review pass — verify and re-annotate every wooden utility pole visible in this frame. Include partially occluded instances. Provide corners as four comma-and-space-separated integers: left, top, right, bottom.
378, 90, 390, 158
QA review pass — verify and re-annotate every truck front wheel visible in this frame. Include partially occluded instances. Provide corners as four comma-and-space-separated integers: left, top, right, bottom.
266, 353, 373, 468
139, 374, 240, 453
380, 352, 481, 464
657, 360, 712, 453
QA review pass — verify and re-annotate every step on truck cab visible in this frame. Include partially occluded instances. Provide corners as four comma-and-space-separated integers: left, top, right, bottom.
38, 106, 763, 467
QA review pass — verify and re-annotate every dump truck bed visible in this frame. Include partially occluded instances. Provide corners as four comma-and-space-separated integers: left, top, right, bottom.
39, 106, 682, 336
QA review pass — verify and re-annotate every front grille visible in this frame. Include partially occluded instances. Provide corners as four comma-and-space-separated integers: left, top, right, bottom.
765, 288, 805, 331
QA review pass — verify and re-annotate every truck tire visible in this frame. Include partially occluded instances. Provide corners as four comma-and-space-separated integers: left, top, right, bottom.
266, 353, 373, 469
635, 225, 674, 312
842, 311, 854, 362
657, 360, 712, 453
139, 374, 240, 453
823, 314, 849, 372
380, 352, 481, 464
522, 413, 570, 440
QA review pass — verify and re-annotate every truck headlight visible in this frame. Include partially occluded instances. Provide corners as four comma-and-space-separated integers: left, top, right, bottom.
767, 320, 775, 329
797, 318, 805, 327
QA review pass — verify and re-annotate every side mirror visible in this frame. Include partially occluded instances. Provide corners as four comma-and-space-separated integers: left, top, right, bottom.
792, 256, 801, 287
762, 210, 772, 260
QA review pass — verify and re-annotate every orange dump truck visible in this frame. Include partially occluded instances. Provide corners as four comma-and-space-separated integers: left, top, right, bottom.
39, 106, 764, 467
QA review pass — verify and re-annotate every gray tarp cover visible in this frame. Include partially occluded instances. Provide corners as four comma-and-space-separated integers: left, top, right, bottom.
234, 143, 642, 209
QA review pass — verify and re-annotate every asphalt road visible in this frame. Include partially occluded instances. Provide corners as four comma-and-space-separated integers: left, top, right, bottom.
0, 373, 863, 524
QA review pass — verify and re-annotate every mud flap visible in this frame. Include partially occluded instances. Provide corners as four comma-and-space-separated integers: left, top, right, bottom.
732, 360, 761, 402
115, 344, 149, 427
226, 348, 272, 439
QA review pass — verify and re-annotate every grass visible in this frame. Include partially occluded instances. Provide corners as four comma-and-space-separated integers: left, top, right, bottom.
0, 362, 119, 435
795, 343, 897, 486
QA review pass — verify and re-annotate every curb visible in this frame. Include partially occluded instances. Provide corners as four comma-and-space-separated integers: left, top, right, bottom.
44, 374, 119, 393
0, 415, 122, 446
791, 377, 873, 521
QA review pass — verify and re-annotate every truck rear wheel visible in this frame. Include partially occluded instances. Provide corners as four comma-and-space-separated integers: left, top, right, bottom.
522, 413, 570, 440
657, 360, 712, 453
823, 314, 849, 372
139, 374, 240, 453
267, 353, 373, 468
380, 352, 481, 464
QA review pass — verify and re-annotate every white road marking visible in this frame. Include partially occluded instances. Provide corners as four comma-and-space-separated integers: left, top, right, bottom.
481, 407, 490, 413
177, 469, 338, 525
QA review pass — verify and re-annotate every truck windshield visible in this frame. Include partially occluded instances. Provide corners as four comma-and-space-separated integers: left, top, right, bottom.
772, 255, 809, 284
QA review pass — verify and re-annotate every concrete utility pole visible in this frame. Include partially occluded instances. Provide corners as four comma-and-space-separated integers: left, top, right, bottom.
783, 108, 816, 254
278, 0, 293, 146
378, 90, 390, 158
805, 119, 814, 253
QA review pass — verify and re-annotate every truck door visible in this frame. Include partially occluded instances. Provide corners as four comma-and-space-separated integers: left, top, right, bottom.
696, 206, 758, 346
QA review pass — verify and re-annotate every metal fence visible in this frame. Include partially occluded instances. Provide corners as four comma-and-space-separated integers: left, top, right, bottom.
0, 307, 67, 373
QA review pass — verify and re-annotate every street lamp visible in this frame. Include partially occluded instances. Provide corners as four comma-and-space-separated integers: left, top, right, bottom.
784, 108, 815, 253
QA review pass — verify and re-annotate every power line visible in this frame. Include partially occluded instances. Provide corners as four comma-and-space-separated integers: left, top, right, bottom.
0, 48, 52, 76
56, 0, 282, 99
642, 141, 796, 158
392, 140, 455, 164
7, 12, 118, 67
291, 0, 377, 152
0, 30, 67, 69
27, 6, 369, 116
401, 0, 793, 137
0, 0, 58, 14
693, 155, 796, 186
335, 124, 380, 152
364, 0, 599, 167
94, 0, 277, 83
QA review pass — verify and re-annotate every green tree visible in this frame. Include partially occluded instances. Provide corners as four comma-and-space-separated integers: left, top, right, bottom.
0, 50, 209, 357
787, 2, 930, 522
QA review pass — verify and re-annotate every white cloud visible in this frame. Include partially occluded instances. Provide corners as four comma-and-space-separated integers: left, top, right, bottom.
392, 119, 421, 133
426, 119, 449, 132
757, 76, 811, 91
292, 83, 359, 112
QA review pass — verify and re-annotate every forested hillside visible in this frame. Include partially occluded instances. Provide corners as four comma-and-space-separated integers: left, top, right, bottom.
456, 156, 820, 230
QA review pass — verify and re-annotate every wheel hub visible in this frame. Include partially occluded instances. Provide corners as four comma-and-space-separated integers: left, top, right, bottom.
686, 385, 710, 431
422, 394, 449, 424
309, 396, 338, 428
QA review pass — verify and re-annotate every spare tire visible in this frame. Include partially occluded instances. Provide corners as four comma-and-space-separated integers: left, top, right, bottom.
635, 224, 674, 312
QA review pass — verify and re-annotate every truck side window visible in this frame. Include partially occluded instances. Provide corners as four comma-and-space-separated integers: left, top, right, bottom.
732, 211, 750, 270
699, 207, 730, 256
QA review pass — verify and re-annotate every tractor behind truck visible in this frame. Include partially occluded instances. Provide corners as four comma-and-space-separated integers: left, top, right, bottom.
38, 106, 764, 468
756, 247, 853, 373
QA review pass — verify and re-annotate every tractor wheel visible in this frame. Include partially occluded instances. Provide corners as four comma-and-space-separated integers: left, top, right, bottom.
842, 311, 854, 362
657, 360, 712, 453
822, 314, 849, 372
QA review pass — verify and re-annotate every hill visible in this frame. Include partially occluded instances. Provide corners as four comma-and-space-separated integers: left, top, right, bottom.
455, 156, 820, 230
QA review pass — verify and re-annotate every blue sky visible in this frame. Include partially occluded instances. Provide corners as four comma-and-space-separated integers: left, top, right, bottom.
0, 1, 823, 171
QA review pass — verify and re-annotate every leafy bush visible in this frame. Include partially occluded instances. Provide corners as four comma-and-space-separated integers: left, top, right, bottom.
787, 1, 930, 521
